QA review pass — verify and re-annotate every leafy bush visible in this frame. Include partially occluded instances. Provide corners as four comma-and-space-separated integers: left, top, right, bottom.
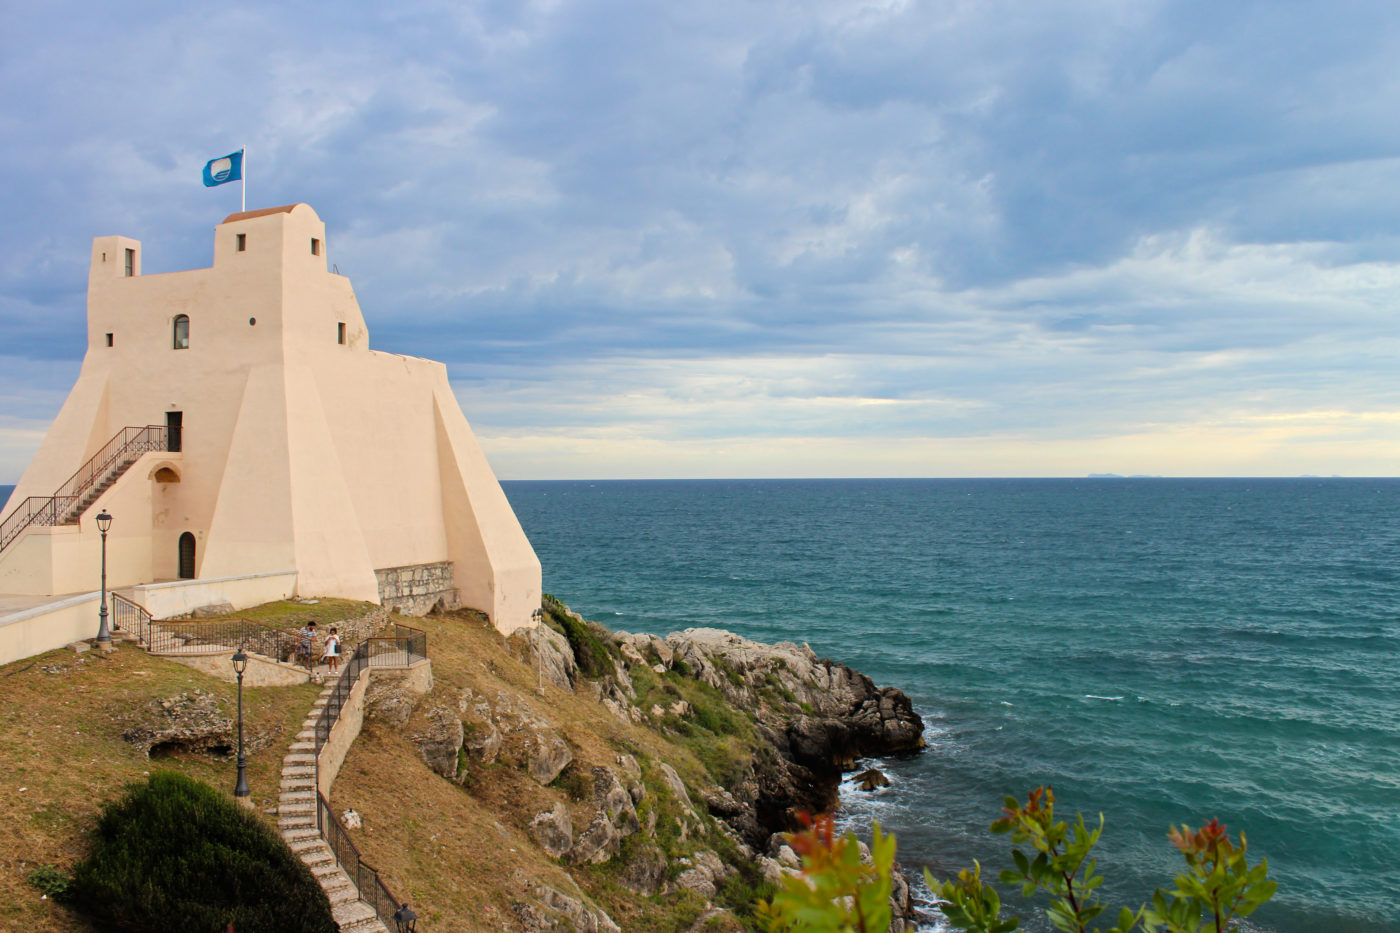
27, 864, 71, 899
65, 771, 337, 933
758, 788, 1277, 933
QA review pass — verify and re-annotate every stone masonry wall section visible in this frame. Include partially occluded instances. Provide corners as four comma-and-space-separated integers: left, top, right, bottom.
374, 562, 457, 616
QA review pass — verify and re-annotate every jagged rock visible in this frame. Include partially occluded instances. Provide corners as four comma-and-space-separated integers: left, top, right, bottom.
567, 811, 620, 865
757, 856, 790, 886
619, 641, 647, 667
189, 600, 235, 618
463, 716, 502, 764
364, 674, 417, 727
342, 808, 362, 830
669, 700, 691, 717
652, 663, 667, 674
670, 850, 731, 900
850, 767, 890, 791
122, 690, 245, 758
650, 636, 673, 666
510, 623, 579, 691
618, 843, 668, 895
656, 762, 695, 810
593, 767, 640, 836
525, 726, 573, 785
529, 803, 573, 858
414, 706, 464, 778
614, 754, 645, 804
513, 880, 621, 933
673, 865, 717, 899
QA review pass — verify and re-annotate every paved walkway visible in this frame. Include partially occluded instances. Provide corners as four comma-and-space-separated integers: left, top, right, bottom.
277, 684, 389, 933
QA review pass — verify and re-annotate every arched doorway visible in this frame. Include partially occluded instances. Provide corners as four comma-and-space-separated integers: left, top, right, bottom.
178, 533, 196, 579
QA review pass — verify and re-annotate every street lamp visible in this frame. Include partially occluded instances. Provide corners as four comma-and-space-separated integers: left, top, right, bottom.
95, 511, 113, 649
231, 646, 251, 806
393, 903, 419, 933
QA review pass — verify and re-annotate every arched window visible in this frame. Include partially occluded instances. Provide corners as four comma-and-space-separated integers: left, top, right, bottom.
178, 532, 196, 579
173, 315, 189, 349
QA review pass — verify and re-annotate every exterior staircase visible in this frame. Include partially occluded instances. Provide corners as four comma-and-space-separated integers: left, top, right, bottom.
0, 424, 169, 554
279, 687, 391, 933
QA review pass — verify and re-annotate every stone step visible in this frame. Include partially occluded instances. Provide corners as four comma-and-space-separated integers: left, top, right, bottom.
284, 763, 316, 776
340, 918, 390, 933
289, 741, 316, 753
283, 753, 316, 766
279, 814, 316, 830
331, 899, 378, 926
280, 802, 315, 816
327, 884, 360, 906
281, 778, 316, 793
312, 861, 345, 879
283, 830, 322, 846
280, 791, 316, 805
296, 729, 317, 741
299, 847, 336, 869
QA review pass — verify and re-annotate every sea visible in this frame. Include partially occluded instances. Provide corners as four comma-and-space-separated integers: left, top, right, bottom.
6, 478, 1395, 932
500, 478, 1400, 933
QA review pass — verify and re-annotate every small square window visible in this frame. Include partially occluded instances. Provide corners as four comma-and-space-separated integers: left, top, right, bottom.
311, 238, 321, 256
105, 333, 114, 347
337, 322, 346, 345
236, 233, 246, 252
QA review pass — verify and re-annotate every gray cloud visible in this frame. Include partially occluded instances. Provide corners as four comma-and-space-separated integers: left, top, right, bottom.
2, 0, 1398, 478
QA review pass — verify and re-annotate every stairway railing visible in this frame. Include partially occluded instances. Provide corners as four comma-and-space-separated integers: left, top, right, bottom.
0, 425, 168, 554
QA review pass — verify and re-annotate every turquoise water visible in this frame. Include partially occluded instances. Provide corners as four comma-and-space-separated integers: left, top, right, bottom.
502, 478, 1400, 933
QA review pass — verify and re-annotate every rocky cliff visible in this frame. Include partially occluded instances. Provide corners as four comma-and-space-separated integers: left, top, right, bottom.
342, 600, 928, 932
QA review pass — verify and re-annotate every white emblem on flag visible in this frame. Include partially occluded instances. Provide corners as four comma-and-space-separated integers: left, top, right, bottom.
210, 158, 232, 183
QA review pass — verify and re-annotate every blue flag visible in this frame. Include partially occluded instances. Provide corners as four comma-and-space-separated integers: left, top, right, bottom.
202, 150, 244, 187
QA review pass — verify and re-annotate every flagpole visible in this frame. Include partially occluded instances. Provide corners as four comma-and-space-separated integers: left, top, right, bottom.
241, 146, 247, 212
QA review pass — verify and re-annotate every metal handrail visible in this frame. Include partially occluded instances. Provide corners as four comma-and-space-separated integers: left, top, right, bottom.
310, 624, 426, 927
140, 616, 303, 663
111, 593, 154, 645
0, 424, 169, 554
317, 793, 402, 927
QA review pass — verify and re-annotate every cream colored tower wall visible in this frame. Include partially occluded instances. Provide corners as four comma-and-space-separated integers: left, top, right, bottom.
0, 203, 541, 634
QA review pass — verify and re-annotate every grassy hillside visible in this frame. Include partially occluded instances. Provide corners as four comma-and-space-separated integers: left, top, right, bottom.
0, 606, 357, 931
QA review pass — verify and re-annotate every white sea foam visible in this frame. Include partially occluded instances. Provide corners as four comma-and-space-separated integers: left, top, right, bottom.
1084, 694, 1124, 701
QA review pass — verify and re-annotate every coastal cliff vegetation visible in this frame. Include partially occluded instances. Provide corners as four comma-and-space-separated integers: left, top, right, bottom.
1, 595, 925, 932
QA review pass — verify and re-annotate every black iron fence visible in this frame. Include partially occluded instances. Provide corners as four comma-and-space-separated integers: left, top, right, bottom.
137, 615, 303, 663
316, 793, 403, 928
110, 593, 153, 644
312, 625, 426, 753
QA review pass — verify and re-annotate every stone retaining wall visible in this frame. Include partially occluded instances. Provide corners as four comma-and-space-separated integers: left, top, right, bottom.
374, 562, 457, 616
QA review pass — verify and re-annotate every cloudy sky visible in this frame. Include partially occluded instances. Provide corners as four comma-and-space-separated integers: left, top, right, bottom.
2, 0, 1398, 480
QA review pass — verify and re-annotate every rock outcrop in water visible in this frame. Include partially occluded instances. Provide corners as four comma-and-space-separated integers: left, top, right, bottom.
637, 627, 926, 843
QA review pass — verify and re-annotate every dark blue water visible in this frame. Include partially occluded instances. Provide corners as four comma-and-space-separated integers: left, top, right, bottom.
502, 478, 1400, 933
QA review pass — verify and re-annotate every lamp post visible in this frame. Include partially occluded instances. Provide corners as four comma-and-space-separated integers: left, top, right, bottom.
231, 646, 251, 807
95, 511, 113, 650
393, 903, 419, 933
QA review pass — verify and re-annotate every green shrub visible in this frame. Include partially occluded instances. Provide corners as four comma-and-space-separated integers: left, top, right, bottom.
542, 596, 614, 678
27, 864, 71, 900
65, 771, 337, 933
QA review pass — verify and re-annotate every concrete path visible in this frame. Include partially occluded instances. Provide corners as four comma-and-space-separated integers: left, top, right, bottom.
277, 684, 389, 933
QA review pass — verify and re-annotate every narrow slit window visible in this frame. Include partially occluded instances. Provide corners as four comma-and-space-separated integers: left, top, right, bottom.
173, 314, 189, 350
124, 248, 134, 276
236, 233, 246, 251
311, 237, 321, 256
105, 333, 114, 347
337, 322, 346, 345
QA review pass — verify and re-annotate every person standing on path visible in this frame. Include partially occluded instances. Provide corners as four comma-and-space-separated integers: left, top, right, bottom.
298, 621, 317, 673
324, 627, 341, 674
